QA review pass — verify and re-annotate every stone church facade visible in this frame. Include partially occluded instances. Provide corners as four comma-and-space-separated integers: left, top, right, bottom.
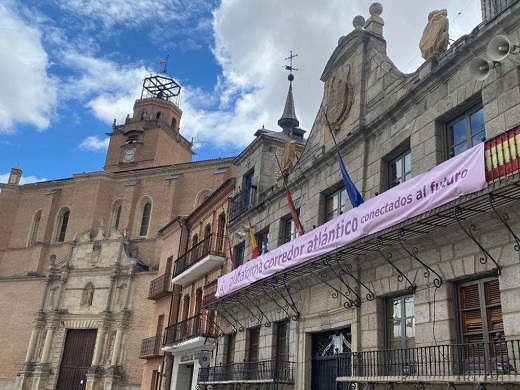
0, 75, 235, 390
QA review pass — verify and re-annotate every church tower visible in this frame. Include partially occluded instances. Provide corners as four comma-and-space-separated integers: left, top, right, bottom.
481, 0, 513, 21
104, 74, 194, 172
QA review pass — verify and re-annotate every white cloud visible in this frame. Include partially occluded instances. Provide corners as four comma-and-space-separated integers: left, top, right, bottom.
0, 172, 47, 185
78, 136, 110, 152
54, 0, 218, 28
0, 3, 57, 132
175, 0, 482, 150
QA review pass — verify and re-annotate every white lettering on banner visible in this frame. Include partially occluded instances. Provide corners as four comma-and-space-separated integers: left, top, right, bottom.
216, 143, 487, 298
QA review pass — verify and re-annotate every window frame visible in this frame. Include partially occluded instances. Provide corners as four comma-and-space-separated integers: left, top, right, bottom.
386, 294, 415, 350
247, 327, 261, 362
388, 149, 411, 189
136, 198, 153, 237
225, 333, 236, 364
28, 210, 42, 246
234, 242, 245, 268
255, 229, 269, 255
458, 276, 503, 346
275, 320, 290, 362
446, 105, 485, 158
282, 213, 300, 244
54, 207, 70, 243
325, 187, 347, 222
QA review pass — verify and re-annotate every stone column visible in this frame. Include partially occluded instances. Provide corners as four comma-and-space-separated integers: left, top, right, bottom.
92, 327, 107, 366
122, 268, 135, 311
105, 271, 118, 312
40, 326, 55, 364
38, 278, 51, 312
110, 327, 124, 366
53, 270, 68, 311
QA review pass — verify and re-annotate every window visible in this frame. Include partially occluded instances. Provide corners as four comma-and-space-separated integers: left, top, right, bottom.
282, 214, 299, 244
325, 188, 347, 222
216, 213, 226, 253
55, 207, 70, 242
256, 230, 269, 255
111, 201, 122, 231
139, 201, 152, 236
459, 277, 503, 346
387, 295, 415, 350
234, 243, 245, 268
275, 320, 290, 362
388, 150, 411, 188
247, 327, 260, 362
225, 333, 236, 364
28, 210, 42, 246
243, 169, 255, 208
171, 117, 177, 130
125, 136, 139, 144
447, 106, 485, 157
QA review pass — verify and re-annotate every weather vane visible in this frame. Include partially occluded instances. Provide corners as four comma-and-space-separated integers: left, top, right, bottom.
159, 55, 170, 74
284, 51, 298, 81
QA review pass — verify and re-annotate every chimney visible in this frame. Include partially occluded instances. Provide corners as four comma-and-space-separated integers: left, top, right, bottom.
8, 168, 22, 185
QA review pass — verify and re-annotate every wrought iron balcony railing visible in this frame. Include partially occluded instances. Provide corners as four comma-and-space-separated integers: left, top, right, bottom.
147, 273, 172, 300
164, 313, 219, 345
173, 233, 225, 278
335, 339, 520, 382
139, 336, 163, 359
198, 360, 294, 383
229, 186, 257, 221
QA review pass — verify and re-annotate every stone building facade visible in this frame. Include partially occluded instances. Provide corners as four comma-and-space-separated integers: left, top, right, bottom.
200, 2, 520, 390
0, 75, 235, 390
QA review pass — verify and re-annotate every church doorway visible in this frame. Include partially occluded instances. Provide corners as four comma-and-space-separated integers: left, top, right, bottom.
56, 329, 97, 390
311, 327, 351, 390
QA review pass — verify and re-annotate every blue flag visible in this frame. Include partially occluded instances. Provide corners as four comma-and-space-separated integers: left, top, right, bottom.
337, 151, 364, 208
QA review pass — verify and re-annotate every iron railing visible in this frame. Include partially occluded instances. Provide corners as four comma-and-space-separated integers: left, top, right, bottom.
229, 186, 257, 221
173, 233, 225, 278
139, 336, 162, 358
164, 313, 219, 345
336, 339, 520, 380
147, 273, 172, 300
198, 360, 294, 383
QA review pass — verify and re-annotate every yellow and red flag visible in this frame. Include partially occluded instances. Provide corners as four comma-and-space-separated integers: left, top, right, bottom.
249, 226, 260, 259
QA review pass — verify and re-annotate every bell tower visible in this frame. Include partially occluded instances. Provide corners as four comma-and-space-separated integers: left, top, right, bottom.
104, 73, 194, 172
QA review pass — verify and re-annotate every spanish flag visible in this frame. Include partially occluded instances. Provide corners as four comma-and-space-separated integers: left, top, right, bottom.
249, 226, 260, 259
285, 188, 304, 236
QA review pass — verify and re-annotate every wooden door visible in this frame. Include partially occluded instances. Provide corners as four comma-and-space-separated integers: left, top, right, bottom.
56, 329, 97, 390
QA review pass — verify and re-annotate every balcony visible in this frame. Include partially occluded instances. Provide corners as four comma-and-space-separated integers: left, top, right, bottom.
229, 186, 257, 221
336, 339, 520, 386
198, 360, 294, 384
139, 336, 163, 359
147, 273, 172, 300
164, 313, 219, 348
172, 233, 226, 286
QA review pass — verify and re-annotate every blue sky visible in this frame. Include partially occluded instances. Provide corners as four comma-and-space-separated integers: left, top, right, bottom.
0, 0, 482, 183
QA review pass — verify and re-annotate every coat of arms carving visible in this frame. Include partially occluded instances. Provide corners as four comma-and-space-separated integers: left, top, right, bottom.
326, 63, 354, 133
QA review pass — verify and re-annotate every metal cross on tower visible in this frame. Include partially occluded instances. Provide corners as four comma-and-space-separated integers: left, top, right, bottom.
284, 51, 298, 75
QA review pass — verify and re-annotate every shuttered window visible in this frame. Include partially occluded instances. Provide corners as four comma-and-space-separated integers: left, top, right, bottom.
248, 327, 260, 362
460, 278, 503, 348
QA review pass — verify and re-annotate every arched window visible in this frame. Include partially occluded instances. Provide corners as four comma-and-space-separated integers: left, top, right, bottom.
194, 189, 211, 208
156, 111, 162, 120
55, 207, 70, 243
110, 200, 122, 231
138, 200, 152, 237
171, 118, 177, 130
28, 210, 42, 246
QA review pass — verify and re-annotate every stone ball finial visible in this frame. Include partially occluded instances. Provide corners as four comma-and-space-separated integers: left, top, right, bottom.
352, 15, 365, 30
369, 2, 383, 16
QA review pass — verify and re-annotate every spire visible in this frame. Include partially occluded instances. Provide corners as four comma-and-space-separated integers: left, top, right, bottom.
278, 81, 300, 131
278, 51, 300, 132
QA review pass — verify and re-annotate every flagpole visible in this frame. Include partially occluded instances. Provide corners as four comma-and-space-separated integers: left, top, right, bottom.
237, 186, 260, 258
319, 103, 364, 208
273, 151, 305, 235
220, 204, 235, 269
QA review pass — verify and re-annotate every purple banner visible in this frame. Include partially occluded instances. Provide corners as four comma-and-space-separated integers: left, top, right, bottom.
217, 143, 486, 298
